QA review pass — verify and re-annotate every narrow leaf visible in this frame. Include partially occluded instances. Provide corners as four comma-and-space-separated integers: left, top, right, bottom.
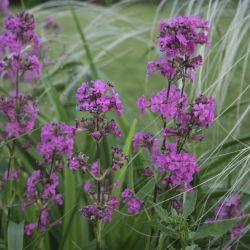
8, 221, 24, 250
183, 191, 197, 218
192, 218, 239, 240
112, 119, 137, 197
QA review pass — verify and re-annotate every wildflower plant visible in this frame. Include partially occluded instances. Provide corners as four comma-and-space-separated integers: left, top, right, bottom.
0, 4, 42, 246
69, 80, 142, 249
135, 15, 215, 248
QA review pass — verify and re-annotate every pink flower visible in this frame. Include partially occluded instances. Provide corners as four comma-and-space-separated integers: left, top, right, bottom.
137, 96, 148, 114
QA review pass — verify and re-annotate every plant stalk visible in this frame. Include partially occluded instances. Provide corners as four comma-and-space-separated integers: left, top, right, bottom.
69, 0, 99, 79
95, 115, 102, 250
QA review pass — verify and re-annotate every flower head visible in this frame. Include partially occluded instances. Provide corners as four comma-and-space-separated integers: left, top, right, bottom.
37, 122, 75, 162
151, 143, 199, 190
76, 80, 122, 116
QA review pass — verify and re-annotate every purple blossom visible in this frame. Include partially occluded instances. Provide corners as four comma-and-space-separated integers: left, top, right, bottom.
76, 117, 122, 139
147, 57, 176, 80
80, 195, 119, 223
76, 80, 122, 116
38, 208, 50, 232
84, 180, 91, 193
229, 221, 244, 239
3, 169, 18, 181
151, 143, 199, 190
137, 86, 188, 121
2, 11, 40, 55
158, 16, 209, 56
24, 222, 37, 236
133, 131, 158, 152
0, 11, 41, 84
0, 94, 38, 139
91, 161, 98, 177
37, 122, 75, 162
150, 86, 187, 120
192, 95, 215, 128
23, 169, 63, 235
149, 16, 209, 83
91, 131, 101, 141
68, 152, 89, 172
110, 147, 128, 172
137, 96, 149, 114
121, 188, 143, 215
207, 194, 245, 240
127, 198, 143, 215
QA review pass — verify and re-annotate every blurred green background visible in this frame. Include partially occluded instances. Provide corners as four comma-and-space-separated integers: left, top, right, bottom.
11, 0, 156, 7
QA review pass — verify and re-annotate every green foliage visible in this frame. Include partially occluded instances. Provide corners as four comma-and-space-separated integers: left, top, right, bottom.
8, 221, 24, 250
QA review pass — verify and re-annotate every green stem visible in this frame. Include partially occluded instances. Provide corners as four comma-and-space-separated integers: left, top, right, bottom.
96, 221, 102, 250
95, 116, 102, 250
20, 0, 25, 10
69, 0, 99, 79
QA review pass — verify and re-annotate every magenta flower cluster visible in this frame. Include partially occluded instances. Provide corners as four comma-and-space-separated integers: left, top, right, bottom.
0, 11, 41, 83
80, 195, 119, 223
121, 188, 143, 214
37, 122, 75, 162
23, 170, 63, 235
76, 80, 122, 116
76, 80, 123, 141
0, 94, 38, 139
70, 79, 142, 223
135, 16, 215, 211
151, 143, 199, 190
23, 122, 75, 235
0, 9, 42, 208
148, 15, 209, 83
138, 85, 187, 119
206, 194, 245, 240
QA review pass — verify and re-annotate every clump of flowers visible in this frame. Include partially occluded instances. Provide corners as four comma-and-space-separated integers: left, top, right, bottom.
135, 16, 215, 219
37, 122, 75, 162
148, 15, 209, 83
23, 122, 75, 235
23, 170, 63, 235
72, 80, 141, 217
67, 79, 142, 248
76, 80, 122, 116
0, 94, 38, 139
0, 11, 41, 83
121, 188, 143, 214
206, 194, 245, 241
0, 10, 42, 218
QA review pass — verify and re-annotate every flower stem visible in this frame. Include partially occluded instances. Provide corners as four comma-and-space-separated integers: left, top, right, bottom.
69, 0, 99, 79
21, 0, 25, 10
95, 116, 102, 250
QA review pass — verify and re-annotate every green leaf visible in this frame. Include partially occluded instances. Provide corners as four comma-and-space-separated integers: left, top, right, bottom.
137, 178, 155, 200
185, 245, 201, 250
8, 221, 24, 250
183, 191, 197, 218
62, 167, 78, 250
112, 119, 137, 197
191, 218, 239, 240
40, 75, 68, 122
